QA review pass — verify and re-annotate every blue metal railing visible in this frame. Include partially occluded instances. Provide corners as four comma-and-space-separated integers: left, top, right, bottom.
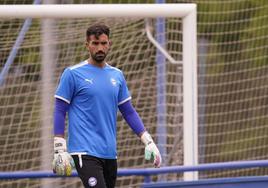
1, 160, 268, 180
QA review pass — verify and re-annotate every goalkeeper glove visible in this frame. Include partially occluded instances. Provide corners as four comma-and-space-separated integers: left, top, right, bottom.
52, 137, 74, 176
141, 131, 162, 168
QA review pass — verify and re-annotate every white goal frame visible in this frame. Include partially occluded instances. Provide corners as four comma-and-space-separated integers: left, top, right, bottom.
0, 4, 197, 180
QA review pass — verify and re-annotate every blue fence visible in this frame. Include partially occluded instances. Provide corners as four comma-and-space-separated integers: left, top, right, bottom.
1, 160, 268, 187
143, 176, 268, 188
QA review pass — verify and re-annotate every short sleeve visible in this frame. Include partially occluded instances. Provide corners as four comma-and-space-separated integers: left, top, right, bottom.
118, 72, 131, 105
54, 68, 75, 104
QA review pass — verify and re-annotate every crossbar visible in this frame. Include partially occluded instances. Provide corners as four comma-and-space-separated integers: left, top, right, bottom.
0, 4, 196, 18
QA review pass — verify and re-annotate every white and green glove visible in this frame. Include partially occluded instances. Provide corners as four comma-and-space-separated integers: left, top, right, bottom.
141, 131, 162, 168
52, 137, 74, 176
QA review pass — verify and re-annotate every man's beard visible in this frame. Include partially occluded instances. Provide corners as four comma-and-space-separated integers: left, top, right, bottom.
92, 52, 107, 63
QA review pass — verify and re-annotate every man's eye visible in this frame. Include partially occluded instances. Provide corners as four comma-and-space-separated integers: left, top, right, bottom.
101, 42, 108, 45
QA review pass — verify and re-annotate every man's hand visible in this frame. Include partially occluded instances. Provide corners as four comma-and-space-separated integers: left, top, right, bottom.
141, 131, 162, 168
52, 137, 74, 176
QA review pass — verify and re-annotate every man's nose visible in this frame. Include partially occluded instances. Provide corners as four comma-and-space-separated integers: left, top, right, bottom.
96, 44, 105, 51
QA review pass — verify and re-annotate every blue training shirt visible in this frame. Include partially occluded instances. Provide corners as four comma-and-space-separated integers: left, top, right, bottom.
55, 61, 131, 159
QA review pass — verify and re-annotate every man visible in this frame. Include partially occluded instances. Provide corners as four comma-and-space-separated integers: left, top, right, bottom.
53, 23, 161, 188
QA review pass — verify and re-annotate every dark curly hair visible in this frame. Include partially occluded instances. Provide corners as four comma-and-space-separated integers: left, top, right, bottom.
86, 24, 110, 41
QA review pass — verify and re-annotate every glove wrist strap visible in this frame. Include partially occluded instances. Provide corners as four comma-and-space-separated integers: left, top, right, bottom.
54, 136, 67, 153
141, 131, 153, 145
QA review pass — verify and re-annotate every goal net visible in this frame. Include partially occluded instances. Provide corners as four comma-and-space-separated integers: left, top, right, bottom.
0, 3, 197, 188
196, 0, 268, 179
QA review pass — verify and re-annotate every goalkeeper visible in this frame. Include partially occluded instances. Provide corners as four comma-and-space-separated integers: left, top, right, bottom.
53, 23, 162, 188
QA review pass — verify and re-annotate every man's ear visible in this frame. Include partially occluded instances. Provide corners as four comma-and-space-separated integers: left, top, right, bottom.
109, 40, 112, 47
85, 41, 89, 49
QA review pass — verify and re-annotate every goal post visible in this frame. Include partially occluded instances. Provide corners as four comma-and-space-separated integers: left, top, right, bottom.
0, 3, 198, 185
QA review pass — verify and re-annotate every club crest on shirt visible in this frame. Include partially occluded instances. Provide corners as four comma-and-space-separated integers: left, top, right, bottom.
110, 78, 117, 86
